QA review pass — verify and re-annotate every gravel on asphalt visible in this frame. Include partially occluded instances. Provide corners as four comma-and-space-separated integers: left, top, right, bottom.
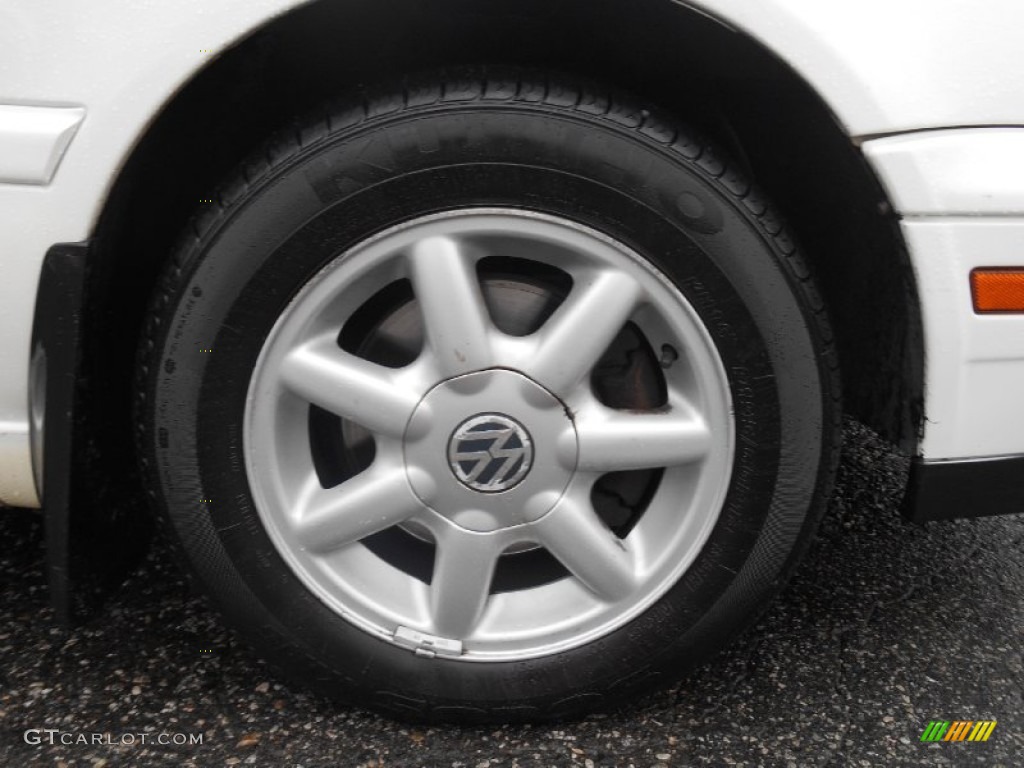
1, 421, 1022, 767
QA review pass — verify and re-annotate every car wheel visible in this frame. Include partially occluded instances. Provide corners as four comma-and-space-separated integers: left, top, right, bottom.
136, 70, 840, 722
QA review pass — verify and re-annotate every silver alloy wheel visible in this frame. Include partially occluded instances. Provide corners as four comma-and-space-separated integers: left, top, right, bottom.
245, 208, 734, 661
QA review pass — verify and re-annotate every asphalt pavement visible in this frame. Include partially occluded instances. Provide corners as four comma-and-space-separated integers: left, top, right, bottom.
1, 421, 1022, 766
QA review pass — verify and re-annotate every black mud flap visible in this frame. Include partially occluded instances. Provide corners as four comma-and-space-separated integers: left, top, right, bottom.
902, 454, 1024, 523
33, 243, 151, 624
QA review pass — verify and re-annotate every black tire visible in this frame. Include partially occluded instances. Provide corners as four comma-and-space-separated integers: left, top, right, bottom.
136, 70, 841, 723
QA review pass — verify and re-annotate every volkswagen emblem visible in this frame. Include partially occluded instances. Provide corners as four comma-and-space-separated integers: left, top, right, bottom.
448, 413, 533, 492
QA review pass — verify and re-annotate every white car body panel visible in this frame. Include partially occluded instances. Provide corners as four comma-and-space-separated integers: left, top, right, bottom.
863, 129, 1024, 216
0, 105, 85, 185
889, 217, 1024, 459
863, 131, 1024, 460
1, 0, 1024, 505
689, 0, 1024, 136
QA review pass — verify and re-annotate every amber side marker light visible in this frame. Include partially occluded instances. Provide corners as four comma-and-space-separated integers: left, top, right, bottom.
971, 269, 1024, 313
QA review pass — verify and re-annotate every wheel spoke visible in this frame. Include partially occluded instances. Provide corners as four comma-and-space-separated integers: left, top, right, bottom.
280, 339, 421, 437
528, 270, 641, 397
429, 526, 500, 638
571, 405, 712, 472
294, 467, 422, 554
245, 208, 736, 660
408, 235, 493, 376
532, 495, 638, 601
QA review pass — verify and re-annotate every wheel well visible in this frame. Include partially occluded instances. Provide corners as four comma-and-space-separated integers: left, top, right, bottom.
83, 0, 923, 521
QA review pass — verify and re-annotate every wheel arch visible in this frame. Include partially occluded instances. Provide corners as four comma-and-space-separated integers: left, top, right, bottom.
75, 0, 924, 580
